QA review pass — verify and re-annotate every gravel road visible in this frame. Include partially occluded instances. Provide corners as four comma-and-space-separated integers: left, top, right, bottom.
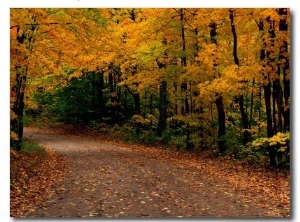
24, 127, 277, 218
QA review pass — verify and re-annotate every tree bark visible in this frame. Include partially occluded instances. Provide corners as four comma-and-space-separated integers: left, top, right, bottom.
278, 8, 290, 132
257, 18, 276, 167
249, 78, 255, 129
215, 96, 226, 153
174, 82, 178, 115
133, 93, 141, 115
179, 9, 189, 115
209, 21, 226, 153
97, 70, 105, 117
229, 9, 250, 145
125, 85, 141, 115
158, 80, 167, 137
11, 20, 37, 151
11, 71, 27, 151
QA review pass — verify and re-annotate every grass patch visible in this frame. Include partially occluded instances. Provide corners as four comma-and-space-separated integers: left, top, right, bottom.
21, 139, 46, 154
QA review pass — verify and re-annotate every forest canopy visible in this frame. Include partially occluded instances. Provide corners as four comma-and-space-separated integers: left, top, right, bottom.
10, 8, 290, 168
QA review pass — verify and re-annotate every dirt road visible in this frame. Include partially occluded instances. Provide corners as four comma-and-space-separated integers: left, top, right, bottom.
23, 127, 286, 218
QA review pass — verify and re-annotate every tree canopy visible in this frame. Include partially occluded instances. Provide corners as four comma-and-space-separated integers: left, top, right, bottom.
10, 8, 290, 168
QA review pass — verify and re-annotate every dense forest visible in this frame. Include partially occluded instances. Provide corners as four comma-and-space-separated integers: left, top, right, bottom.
10, 8, 290, 168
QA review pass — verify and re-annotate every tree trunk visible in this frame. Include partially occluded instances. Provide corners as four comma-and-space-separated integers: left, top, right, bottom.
97, 70, 105, 117
265, 83, 277, 167
229, 9, 250, 145
91, 71, 96, 118
108, 63, 117, 122
149, 93, 153, 115
278, 8, 290, 132
258, 84, 262, 136
125, 85, 141, 115
180, 9, 187, 67
133, 93, 141, 115
158, 80, 167, 137
267, 17, 279, 167
174, 83, 178, 115
249, 78, 255, 129
238, 94, 250, 145
258, 18, 276, 167
11, 71, 27, 151
123, 88, 128, 119
108, 63, 114, 93
179, 9, 189, 115
186, 123, 193, 151
272, 82, 277, 134
181, 83, 189, 115
11, 21, 36, 151
275, 68, 283, 133
215, 96, 226, 153
209, 21, 226, 153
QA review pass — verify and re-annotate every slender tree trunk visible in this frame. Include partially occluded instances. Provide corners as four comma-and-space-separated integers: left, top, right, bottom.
264, 83, 277, 166
210, 102, 216, 144
125, 85, 141, 115
189, 82, 193, 115
97, 70, 105, 117
11, 71, 27, 151
194, 28, 199, 59
158, 80, 167, 137
266, 17, 278, 167
272, 83, 277, 134
249, 78, 255, 129
123, 88, 128, 119
91, 71, 96, 117
209, 21, 226, 153
156, 37, 169, 136
149, 93, 153, 115
258, 84, 262, 136
133, 93, 141, 115
174, 82, 178, 115
278, 8, 290, 132
276, 68, 283, 133
229, 9, 250, 145
258, 18, 277, 167
108, 63, 114, 93
108, 63, 116, 122
180, 9, 187, 67
11, 21, 36, 151
179, 9, 189, 115
181, 83, 189, 115
215, 96, 226, 153
264, 84, 273, 138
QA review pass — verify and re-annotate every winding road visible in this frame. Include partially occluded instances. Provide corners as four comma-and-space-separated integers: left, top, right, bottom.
23, 127, 281, 218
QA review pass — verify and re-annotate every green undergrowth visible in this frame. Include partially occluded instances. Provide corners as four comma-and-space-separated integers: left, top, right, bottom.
20, 139, 46, 154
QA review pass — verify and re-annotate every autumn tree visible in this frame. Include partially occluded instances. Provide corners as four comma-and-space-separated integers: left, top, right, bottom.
10, 8, 110, 148
11, 9, 45, 150
229, 9, 250, 145
254, 8, 290, 167
12, 8, 289, 167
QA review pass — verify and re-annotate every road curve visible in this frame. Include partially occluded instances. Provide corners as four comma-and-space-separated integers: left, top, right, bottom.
24, 127, 273, 218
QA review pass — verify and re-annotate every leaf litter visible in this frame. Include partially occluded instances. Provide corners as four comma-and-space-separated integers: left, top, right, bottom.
11, 126, 290, 217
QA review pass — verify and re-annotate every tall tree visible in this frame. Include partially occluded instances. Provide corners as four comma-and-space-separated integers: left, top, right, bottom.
209, 21, 226, 154
229, 9, 250, 145
277, 8, 290, 132
11, 11, 38, 150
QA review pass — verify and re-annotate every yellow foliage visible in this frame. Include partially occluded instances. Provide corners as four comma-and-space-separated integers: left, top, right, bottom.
268, 132, 290, 147
10, 109, 17, 121
10, 131, 19, 141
